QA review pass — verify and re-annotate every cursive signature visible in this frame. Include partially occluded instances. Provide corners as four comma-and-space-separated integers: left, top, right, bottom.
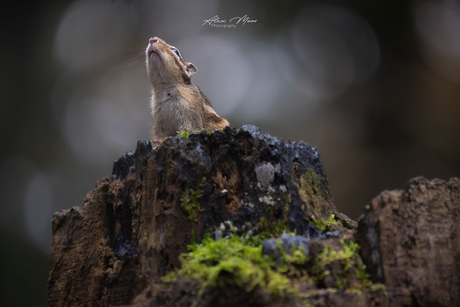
229, 15, 257, 25
203, 15, 257, 26
203, 15, 227, 25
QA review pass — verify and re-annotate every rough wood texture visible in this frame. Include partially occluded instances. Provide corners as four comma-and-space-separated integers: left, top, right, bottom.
47, 126, 460, 307
48, 126, 354, 307
356, 177, 460, 306
125, 237, 388, 307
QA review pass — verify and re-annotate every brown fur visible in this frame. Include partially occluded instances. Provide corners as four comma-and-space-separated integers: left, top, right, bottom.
146, 37, 229, 141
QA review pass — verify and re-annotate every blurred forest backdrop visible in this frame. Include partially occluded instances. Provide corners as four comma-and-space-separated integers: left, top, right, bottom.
2, 0, 460, 306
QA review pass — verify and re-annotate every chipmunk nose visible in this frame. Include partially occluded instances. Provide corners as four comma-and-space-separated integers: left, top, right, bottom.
150, 37, 158, 44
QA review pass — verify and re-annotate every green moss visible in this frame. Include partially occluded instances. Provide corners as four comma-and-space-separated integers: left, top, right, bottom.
163, 233, 296, 305
163, 233, 385, 306
177, 126, 191, 138
250, 218, 294, 246
311, 240, 358, 276
276, 241, 310, 279
283, 193, 291, 205
177, 126, 206, 138
310, 240, 386, 293
309, 214, 343, 232
180, 178, 206, 221
294, 168, 331, 221
356, 257, 372, 288
299, 168, 324, 202
370, 283, 388, 295
282, 193, 291, 216
335, 277, 346, 289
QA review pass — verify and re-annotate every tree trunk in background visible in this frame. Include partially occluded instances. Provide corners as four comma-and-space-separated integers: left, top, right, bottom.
47, 126, 460, 307
356, 176, 460, 306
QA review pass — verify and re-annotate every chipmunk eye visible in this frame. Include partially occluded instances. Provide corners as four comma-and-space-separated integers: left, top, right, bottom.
171, 48, 181, 57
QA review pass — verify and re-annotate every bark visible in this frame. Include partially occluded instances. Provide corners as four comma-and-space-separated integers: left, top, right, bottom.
47, 126, 460, 307
355, 176, 460, 306
48, 126, 353, 306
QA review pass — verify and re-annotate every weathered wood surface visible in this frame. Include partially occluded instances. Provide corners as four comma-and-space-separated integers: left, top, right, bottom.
48, 126, 354, 306
47, 126, 460, 307
356, 176, 460, 306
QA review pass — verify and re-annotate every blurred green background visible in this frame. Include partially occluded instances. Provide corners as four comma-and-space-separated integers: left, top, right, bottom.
2, 0, 460, 305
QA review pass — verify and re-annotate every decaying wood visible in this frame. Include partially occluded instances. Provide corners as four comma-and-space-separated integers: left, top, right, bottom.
356, 176, 460, 306
48, 126, 354, 306
47, 126, 460, 307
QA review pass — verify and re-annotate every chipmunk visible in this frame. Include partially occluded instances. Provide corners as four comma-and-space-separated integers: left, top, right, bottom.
146, 37, 229, 141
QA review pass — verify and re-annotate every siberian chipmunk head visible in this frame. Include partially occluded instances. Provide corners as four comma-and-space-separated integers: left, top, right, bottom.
146, 37, 197, 87
146, 37, 229, 141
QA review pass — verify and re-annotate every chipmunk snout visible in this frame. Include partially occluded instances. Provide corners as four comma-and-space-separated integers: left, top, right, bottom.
147, 37, 159, 58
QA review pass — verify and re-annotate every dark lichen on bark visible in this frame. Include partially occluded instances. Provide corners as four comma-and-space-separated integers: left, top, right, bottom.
49, 125, 358, 307
48, 126, 460, 307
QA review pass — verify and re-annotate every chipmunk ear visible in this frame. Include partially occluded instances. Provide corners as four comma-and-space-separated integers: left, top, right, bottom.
186, 62, 197, 76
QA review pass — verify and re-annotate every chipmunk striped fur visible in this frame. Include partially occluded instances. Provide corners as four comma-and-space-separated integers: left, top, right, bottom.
146, 37, 229, 141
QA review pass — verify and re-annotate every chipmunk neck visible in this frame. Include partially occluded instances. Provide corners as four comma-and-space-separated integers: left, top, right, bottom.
151, 81, 199, 106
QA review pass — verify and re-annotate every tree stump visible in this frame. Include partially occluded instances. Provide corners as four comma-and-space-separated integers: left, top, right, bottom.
47, 126, 460, 307
47, 126, 355, 306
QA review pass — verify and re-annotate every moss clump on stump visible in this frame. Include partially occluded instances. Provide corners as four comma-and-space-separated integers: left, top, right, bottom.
162, 231, 385, 307
181, 177, 206, 221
